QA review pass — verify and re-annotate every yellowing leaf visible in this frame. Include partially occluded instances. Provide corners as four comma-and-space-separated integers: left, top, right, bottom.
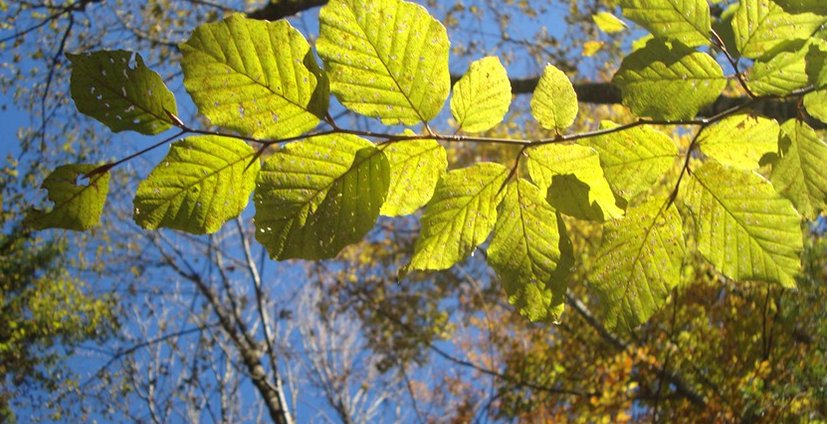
181, 15, 328, 139
772, 120, 827, 220
530, 64, 578, 131
613, 39, 726, 120
317, 0, 450, 125
380, 138, 447, 216
488, 179, 574, 323
255, 134, 389, 260
748, 40, 810, 96
732, 0, 826, 59
589, 201, 685, 332
450, 56, 512, 133
698, 114, 780, 170
619, 0, 711, 47
26, 165, 110, 231
582, 40, 604, 57
682, 161, 802, 287
803, 89, 827, 123
68, 50, 177, 135
581, 121, 678, 199
407, 163, 508, 272
527, 144, 624, 221
592, 11, 627, 34
133, 136, 259, 234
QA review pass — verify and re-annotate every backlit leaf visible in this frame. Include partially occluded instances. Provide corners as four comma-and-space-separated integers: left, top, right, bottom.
593, 11, 627, 34
25, 165, 110, 231
530, 64, 578, 131
255, 134, 389, 260
613, 39, 726, 120
317, 0, 450, 125
380, 138, 447, 216
803, 89, 827, 122
772, 0, 827, 16
682, 161, 802, 287
406, 163, 508, 272
806, 39, 827, 87
450, 56, 511, 133
771, 120, 827, 219
181, 15, 328, 139
732, 0, 826, 59
68, 50, 177, 135
748, 40, 810, 95
581, 121, 678, 199
527, 144, 624, 221
133, 136, 259, 234
488, 179, 574, 323
589, 201, 685, 332
698, 114, 780, 170
619, 0, 711, 47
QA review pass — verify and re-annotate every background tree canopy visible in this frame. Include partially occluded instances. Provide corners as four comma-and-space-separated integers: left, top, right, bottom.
1, 0, 827, 422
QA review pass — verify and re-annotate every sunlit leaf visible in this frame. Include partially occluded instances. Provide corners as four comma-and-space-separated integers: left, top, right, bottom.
530, 64, 578, 131
619, 0, 711, 47
593, 11, 627, 33
589, 201, 685, 332
803, 89, 827, 122
133, 136, 259, 234
450, 56, 511, 133
771, 120, 827, 220
698, 114, 779, 170
181, 15, 328, 139
732, 0, 826, 59
581, 121, 678, 199
682, 161, 802, 287
316, 0, 450, 125
582, 40, 604, 57
527, 144, 624, 221
772, 0, 827, 16
25, 164, 110, 231
255, 134, 389, 260
68, 50, 177, 135
380, 138, 447, 216
406, 163, 508, 272
488, 178, 574, 323
613, 39, 726, 120
748, 40, 810, 95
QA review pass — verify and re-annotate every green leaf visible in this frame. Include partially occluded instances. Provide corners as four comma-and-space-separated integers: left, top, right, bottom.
732, 0, 826, 59
612, 39, 726, 120
806, 39, 827, 87
380, 138, 447, 216
698, 114, 780, 170
530, 64, 578, 131
593, 11, 627, 34
68, 50, 177, 135
133, 136, 259, 234
771, 120, 827, 220
450, 56, 511, 133
406, 163, 508, 272
488, 178, 573, 323
254, 134, 389, 260
773, 0, 827, 15
618, 0, 711, 47
25, 165, 110, 231
589, 201, 685, 332
526, 144, 624, 221
803, 88, 827, 122
581, 121, 678, 199
316, 0, 450, 125
748, 41, 810, 95
682, 161, 802, 287
181, 15, 328, 139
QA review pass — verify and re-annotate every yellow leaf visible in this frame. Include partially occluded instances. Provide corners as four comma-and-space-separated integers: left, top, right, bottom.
593, 11, 627, 33
583, 40, 604, 56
